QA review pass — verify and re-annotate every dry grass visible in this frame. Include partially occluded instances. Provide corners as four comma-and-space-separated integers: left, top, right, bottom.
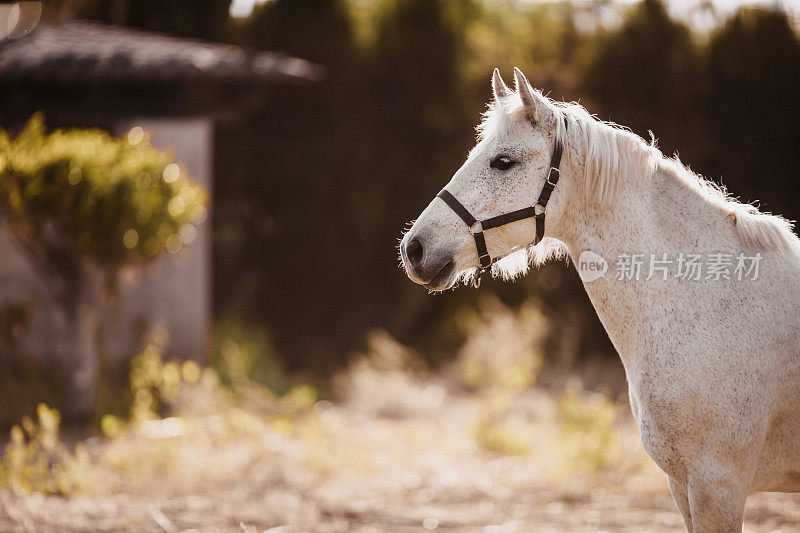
0, 301, 798, 532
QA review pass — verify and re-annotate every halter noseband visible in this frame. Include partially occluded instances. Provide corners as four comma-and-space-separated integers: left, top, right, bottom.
436, 122, 566, 288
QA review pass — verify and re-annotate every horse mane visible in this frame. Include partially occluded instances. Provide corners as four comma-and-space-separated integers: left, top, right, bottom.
473, 91, 800, 285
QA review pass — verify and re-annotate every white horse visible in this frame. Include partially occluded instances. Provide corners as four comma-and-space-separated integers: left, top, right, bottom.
399, 67, 800, 532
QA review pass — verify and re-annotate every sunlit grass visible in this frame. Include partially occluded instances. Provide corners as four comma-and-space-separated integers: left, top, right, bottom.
0, 306, 645, 495
0, 301, 681, 530
0, 403, 89, 495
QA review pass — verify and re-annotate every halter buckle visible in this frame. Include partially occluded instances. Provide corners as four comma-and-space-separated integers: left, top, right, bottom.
534, 203, 547, 216
546, 168, 559, 187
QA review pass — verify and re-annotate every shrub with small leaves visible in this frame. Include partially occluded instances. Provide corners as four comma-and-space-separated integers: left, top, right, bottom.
557, 390, 618, 472
0, 114, 207, 271
0, 403, 90, 495
128, 327, 201, 421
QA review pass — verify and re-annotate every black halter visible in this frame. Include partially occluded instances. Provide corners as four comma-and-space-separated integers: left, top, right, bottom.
436, 123, 566, 288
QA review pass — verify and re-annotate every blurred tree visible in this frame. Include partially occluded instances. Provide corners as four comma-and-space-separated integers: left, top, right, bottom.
364, 0, 477, 353
369, 0, 468, 152
580, 0, 705, 162
243, 0, 354, 66
35, 0, 795, 378
0, 116, 206, 421
215, 0, 800, 375
214, 0, 364, 369
705, 7, 800, 222
212, 0, 479, 370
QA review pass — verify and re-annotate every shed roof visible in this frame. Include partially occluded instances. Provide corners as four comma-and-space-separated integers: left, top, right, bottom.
0, 21, 324, 85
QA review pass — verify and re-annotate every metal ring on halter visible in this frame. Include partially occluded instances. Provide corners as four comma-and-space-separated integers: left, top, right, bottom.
468, 221, 483, 235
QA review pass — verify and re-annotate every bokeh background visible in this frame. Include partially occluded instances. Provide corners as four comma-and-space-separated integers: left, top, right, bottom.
0, 0, 799, 530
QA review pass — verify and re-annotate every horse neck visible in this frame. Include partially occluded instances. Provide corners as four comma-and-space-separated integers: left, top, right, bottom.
553, 159, 742, 363
561, 159, 741, 252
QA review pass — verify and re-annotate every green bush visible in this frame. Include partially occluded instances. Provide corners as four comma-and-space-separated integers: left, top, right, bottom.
0, 114, 206, 271
0, 403, 90, 495
558, 390, 618, 472
0, 115, 207, 422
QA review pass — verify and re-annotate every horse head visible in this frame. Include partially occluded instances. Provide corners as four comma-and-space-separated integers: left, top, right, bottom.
399, 68, 570, 290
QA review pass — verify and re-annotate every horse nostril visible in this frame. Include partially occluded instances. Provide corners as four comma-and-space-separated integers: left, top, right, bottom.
406, 238, 424, 268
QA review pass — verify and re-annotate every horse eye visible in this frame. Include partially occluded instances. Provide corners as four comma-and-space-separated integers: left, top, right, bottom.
490, 156, 516, 171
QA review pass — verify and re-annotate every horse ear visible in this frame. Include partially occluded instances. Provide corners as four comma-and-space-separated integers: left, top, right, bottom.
513, 67, 551, 123
492, 68, 510, 101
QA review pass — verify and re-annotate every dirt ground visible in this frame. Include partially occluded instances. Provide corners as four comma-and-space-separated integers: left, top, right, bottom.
0, 320, 798, 533
2, 455, 799, 532
0, 379, 798, 533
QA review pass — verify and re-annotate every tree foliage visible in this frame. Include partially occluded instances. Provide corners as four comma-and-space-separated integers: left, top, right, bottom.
66, 0, 800, 372
0, 116, 207, 421
580, 0, 705, 159
244, 0, 355, 65
209, 0, 800, 371
0, 115, 206, 277
704, 7, 800, 216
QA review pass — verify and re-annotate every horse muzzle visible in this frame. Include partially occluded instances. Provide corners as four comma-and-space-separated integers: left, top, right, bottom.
400, 235, 458, 291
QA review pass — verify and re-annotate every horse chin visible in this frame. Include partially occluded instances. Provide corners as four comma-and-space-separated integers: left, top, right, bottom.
423, 260, 456, 291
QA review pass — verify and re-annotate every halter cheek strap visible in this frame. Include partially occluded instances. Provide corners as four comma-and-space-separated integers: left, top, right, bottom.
436, 122, 566, 288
